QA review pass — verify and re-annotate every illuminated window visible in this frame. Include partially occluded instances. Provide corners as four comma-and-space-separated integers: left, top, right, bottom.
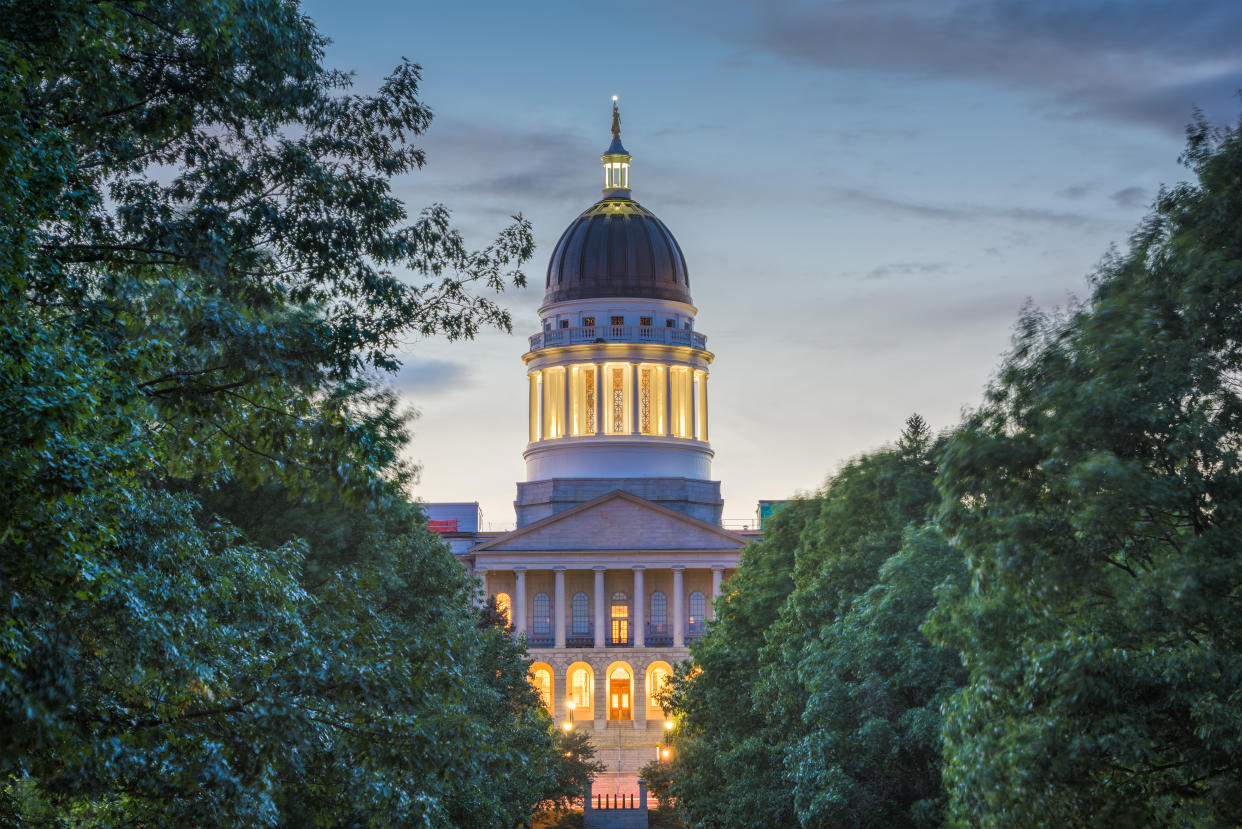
665, 319, 675, 328
610, 315, 624, 326
532, 592, 551, 634
611, 367, 625, 433
572, 592, 590, 634
640, 367, 652, 434
688, 591, 706, 634
640, 316, 653, 327
611, 592, 630, 645
582, 316, 595, 327
571, 668, 592, 709
584, 369, 596, 434
495, 593, 512, 627
649, 666, 669, 708
533, 667, 552, 711
649, 591, 667, 633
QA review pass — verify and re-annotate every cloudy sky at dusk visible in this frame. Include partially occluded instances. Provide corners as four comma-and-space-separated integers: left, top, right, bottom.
303, 0, 1242, 527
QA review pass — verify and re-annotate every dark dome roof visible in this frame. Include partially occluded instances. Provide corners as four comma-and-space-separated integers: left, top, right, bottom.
544, 198, 691, 306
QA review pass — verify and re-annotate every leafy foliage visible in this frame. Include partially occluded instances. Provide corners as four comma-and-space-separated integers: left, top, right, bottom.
0, 0, 579, 825
927, 114, 1242, 828
665, 417, 965, 828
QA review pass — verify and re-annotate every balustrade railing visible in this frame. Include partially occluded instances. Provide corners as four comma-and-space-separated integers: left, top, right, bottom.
529, 325, 707, 351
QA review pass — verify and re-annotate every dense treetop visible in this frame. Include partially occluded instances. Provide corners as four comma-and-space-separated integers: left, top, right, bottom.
0, 1, 585, 825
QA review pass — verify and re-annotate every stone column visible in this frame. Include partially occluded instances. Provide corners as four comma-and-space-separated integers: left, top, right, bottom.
595, 668, 606, 730
594, 364, 603, 435
634, 665, 647, 729
691, 374, 699, 440
513, 568, 527, 636
672, 566, 685, 648
633, 566, 645, 648
711, 565, 724, 620
593, 566, 607, 648
664, 366, 673, 436
553, 566, 566, 649
563, 367, 571, 437
631, 361, 641, 435
472, 566, 487, 608
536, 372, 544, 440
700, 372, 709, 442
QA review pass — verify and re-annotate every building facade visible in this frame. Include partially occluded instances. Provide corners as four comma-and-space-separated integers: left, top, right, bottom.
427, 103, 759, 795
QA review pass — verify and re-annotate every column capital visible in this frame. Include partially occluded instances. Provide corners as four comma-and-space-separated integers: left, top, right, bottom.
710, 564, 725, 572
514, 565, 528, 572
632, 564, 646, 571
670, 564, 686, 571
592, 564, 608, 572
552, 565, 567, 572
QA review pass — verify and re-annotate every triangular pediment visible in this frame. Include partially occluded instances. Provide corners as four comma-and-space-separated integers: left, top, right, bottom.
472, 490, 747, 553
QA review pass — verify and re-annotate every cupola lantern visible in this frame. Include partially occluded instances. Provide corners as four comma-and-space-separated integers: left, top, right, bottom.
602, 96, 631, 197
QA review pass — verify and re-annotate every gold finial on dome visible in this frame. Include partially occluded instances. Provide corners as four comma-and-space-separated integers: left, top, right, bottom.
611, 95, 621, 139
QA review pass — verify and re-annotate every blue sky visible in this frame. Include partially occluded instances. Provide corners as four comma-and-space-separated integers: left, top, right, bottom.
302, 0, 1241, 526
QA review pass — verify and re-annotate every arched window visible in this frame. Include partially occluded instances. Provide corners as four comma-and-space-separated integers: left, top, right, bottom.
495, 593, 512, 627
532, 667, 552, 711
610, 591, 630, 645
532, 592, 551, 634
571, 667, 592, 710
688, 591, 706, 635
572, 592, 590, 634
649, 591, 667, 633
649, 666, 670, 708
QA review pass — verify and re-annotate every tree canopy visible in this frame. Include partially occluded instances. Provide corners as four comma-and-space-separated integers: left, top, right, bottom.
664, 114, 1242, 828
0, 0, 583, 825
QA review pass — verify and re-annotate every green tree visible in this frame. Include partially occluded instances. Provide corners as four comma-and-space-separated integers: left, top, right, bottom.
0, 0, 563, 825
665, 416, 963, 828
927, 114, 1242, 827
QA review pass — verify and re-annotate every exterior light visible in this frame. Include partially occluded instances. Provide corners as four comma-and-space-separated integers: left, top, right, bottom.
661, 748, 670, 759
664, 720, 674, 730
563, 721, 573, 732
567, 700, 576, 711
612, 95, 618, 101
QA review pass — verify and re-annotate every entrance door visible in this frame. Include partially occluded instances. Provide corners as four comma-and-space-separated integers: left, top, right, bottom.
609, 678, 631, 720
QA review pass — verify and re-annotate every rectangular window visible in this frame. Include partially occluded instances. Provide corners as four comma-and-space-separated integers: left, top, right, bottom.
559, 319, 569, 329
584, 368, 596, 434
670, 367, 691, 438
640, 315, 653, 327
640, 367, 652, 434
611, 367, 625, 433
665, 318, 675, 327
582, 316, 595, 327
543, 367, 564, 439
610, 315, 624, 326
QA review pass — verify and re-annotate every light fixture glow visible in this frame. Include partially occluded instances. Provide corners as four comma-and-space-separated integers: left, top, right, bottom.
563, 721, 574, 732
664, 720, 674, 730
612, 95, 618, 102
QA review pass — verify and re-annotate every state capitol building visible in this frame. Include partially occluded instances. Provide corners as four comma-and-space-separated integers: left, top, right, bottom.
427, 103, 773, 794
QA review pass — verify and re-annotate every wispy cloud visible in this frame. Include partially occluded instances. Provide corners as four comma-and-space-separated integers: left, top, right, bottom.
1110, 186, 1148, 209
734, 0, 1242, 134
864, 261, 947, 279
394, 358, 471, 396
828, 187, 1098, 229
